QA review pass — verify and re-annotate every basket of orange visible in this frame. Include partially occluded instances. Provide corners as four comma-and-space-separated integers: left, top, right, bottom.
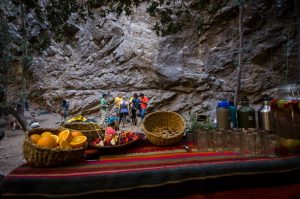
61, 122, 105, 143
23, 128, 87, 167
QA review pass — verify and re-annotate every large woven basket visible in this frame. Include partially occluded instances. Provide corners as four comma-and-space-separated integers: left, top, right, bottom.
23, 128, 86, 167
61, 122, 104, 143
141, 111, 186, 146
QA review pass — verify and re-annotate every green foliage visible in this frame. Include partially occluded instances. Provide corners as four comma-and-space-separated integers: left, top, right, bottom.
188, 113, 213, 133
188, 113, 201, 133
104, 0, 144, 16
45, 0, 92, 42
147, 1, 160, 16
0, 9, 13, 104
30, 32, 51, 54
145, 0, 228, 36
0, 1, 34, 105
146, 1, 192, 36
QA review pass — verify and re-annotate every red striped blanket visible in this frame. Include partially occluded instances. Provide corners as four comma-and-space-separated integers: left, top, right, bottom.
2, 140, 300, 199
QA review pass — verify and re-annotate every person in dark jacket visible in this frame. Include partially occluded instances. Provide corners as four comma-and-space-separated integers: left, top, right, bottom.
130, 93, 140, 125
61, 99, 69, 121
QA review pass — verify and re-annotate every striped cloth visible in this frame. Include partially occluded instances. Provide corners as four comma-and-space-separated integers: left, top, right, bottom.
2, 140, 300, 199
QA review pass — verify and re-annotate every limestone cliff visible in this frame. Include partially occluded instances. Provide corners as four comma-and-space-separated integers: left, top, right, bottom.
6, 0, 300, 121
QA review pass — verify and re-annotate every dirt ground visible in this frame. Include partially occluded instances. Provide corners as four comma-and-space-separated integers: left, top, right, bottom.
0, 111, 142, 176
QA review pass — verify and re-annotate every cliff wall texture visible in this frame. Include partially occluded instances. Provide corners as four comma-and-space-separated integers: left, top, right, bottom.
6, 0, 299, 120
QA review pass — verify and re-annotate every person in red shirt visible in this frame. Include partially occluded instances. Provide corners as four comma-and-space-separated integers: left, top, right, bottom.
139, 93, 149, 120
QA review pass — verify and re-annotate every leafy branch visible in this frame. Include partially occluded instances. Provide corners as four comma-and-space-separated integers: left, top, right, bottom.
187, 112, 213, 133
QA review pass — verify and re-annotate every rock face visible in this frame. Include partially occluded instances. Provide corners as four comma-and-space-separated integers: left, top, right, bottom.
19, 0, 300, 121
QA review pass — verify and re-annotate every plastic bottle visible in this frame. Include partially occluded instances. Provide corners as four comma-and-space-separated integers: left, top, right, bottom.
237, 96, 256, 128
229, 101, 237, 128
216, 100, 230, 129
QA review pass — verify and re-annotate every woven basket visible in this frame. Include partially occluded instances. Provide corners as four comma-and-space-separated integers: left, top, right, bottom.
141, 111, 186, 146
23, 128, 86, 167
61, 122, 104, 143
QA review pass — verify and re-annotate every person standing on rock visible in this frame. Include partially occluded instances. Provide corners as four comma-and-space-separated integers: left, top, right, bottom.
99, 93, 108, 126
139, 93, 149, 121
24, 99, 29, 111
114, 93, 123, 116
61, 99, 69, 122
130, 93, 140, 125
119, 97, 130, 127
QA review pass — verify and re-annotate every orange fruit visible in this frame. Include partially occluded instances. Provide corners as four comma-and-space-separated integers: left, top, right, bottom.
59, 140, 73, 150
70, 136, 87, 148
41, 132, 53, 137
50, 135, 59, 144
37, 135, 57, 149
58, 129, 72, 144
58, 129, 65, 137
30, 134, 41, 143
71, 131, 83, 137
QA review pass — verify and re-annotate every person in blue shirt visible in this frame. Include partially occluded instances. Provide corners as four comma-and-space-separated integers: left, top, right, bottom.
130, 93, 140, 125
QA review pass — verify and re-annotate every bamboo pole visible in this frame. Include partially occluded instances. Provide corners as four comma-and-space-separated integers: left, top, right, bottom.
234, 2, 244, 105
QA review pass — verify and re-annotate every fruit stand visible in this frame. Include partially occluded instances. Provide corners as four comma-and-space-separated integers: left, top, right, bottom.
2, 111, 300, 198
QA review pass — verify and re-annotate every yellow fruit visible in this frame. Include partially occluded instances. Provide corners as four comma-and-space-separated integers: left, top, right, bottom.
71, 131, 83, 137
37, 135, 57, 149
58, 130, 65, 137
59, 140, 73, 150
50, 135, 59, 144
280, 138, 300, 149
58, 129, 72, 144
30, 134, 41, 143
58, 129, 68, 137
70, 136, 87, 148
41, 132, 53, 137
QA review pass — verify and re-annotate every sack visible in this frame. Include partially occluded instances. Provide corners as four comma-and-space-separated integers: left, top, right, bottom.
120, 107, 129, 114
120, 102, 129, 114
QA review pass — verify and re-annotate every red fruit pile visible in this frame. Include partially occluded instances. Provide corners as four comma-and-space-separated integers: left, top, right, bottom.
119, 131, 140, 145
91, 131, 141, 147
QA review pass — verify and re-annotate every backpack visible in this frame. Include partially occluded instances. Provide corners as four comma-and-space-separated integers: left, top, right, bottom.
120, 101, 129, 114
132, 98, 141, 110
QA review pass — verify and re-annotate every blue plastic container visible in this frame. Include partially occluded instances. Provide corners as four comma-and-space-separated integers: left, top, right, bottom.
229, 101, 237, 128
216, 100, 230, 129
